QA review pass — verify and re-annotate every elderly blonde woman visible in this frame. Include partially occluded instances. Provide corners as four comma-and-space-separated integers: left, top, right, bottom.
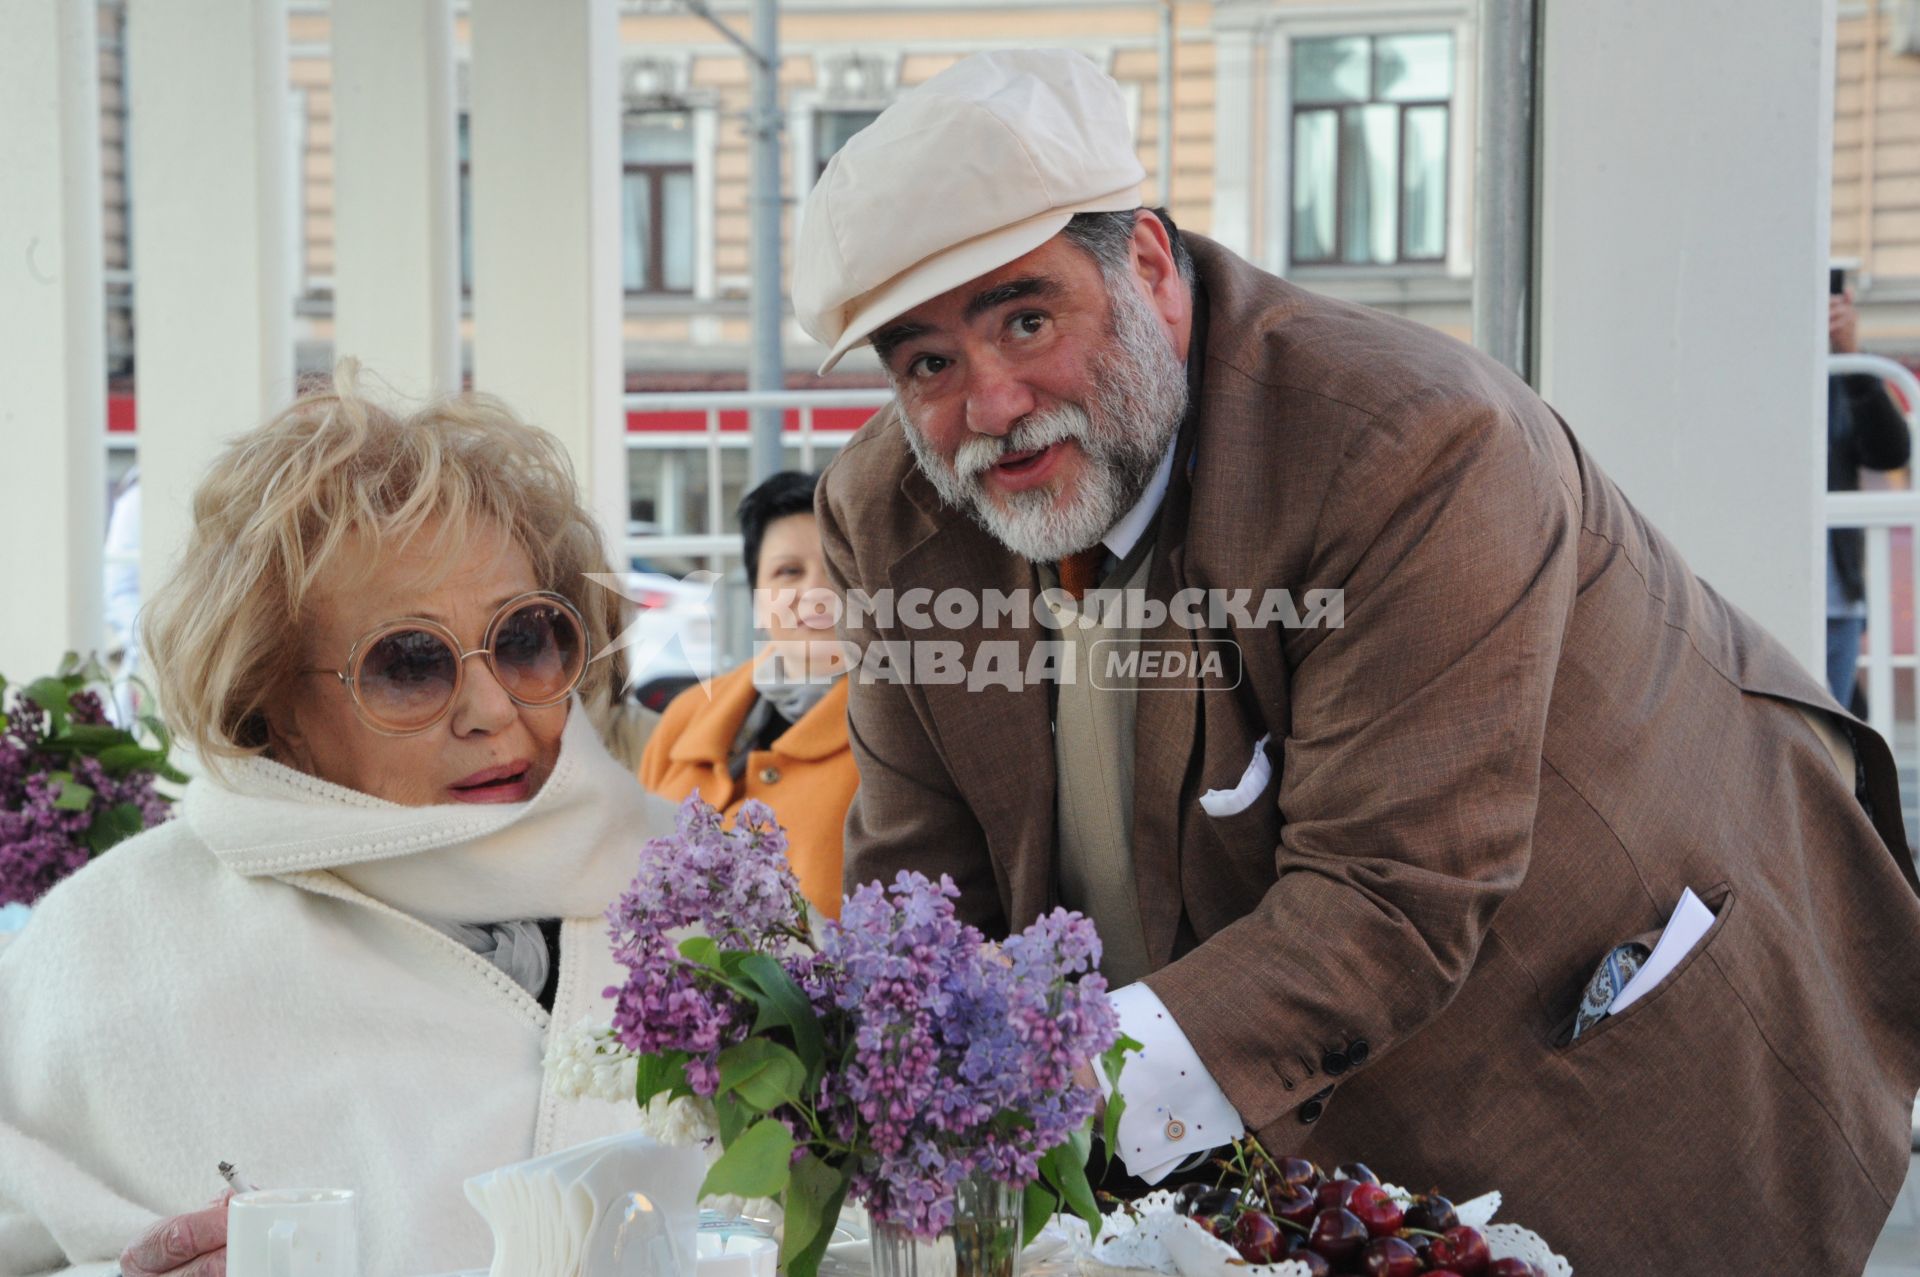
0, 369, 671, 1277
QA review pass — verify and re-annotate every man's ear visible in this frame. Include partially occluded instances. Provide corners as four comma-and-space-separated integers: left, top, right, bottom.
1128, 211, 1192, 359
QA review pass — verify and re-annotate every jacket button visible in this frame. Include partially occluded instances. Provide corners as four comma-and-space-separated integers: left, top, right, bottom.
1298, 1099, 1323, 1125
1322, 1048, 1350, 1077
758, 766, 781, 784
1348, 1039, 1370, 1066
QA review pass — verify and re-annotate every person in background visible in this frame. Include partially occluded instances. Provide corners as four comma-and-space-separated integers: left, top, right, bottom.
640, 472, 854, 918
0, 365, 669, 1277
1826, 281, 1912, 708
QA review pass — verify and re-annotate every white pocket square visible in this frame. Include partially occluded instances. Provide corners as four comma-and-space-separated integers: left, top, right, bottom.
1199, 733, 1272, 818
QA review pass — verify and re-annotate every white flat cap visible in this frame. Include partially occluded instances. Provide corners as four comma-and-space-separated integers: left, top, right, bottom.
792, 49, 1146, 373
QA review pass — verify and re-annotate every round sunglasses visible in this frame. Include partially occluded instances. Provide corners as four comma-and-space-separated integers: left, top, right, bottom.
301, 590, 588, 736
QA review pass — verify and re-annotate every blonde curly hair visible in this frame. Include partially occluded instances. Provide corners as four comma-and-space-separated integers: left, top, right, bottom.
141, 361, 636, 775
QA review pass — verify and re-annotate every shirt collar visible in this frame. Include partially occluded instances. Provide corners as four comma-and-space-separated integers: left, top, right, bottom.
1102, 429, 1179, 562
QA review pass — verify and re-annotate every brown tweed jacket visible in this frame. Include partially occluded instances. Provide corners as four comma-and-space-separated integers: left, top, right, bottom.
816, 234, 1920, 1272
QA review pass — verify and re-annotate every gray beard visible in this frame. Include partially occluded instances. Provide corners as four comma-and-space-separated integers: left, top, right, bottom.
903, 274, 1189, 564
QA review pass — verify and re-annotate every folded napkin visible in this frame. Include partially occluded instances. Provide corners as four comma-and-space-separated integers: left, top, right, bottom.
463, 1133, 704, 1277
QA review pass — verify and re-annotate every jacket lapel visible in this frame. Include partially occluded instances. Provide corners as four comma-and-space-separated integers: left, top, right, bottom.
1130, 408, 1204, 969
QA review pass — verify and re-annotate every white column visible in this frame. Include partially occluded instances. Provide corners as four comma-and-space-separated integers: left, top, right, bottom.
0, 0, 105, 677
468, 0, 628, 558
1210, 27, 1257, 259
331, 0, 460, 399
127, 0, 293, 592
1535, 0, 1835, 672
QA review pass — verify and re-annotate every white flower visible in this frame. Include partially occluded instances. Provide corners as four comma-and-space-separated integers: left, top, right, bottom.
637, 1092, 720, 1150
544, 1017, 640, 1104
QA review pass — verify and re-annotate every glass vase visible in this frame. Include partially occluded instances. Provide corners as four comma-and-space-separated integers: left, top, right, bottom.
868, 1177, 1025, 1277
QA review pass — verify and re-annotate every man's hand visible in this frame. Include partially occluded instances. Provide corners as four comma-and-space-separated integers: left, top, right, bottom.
1831, 289, 1860, 354
121, 1191, 233, 1277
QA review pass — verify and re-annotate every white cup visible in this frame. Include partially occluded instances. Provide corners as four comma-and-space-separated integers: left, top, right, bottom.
227, 1189, 359, 1277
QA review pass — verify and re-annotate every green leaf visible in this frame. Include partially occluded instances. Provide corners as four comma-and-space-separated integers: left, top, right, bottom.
718, 1038, 807, 1112
49, 773, 95, 812
1099, 1033, 1142, 1156
24, 678, 72, 731
677, 934, 723, 969
56, 724, 134, 751
84, 802, 147, 856
714, 1089, 751, 1146
779, 1153, 852, 1277
634, 1051, 692, 1108
1021, 1183, 1059, 1248
698, 1118, 795, 1200
1040, 1125, 1100, 1240
735, 952, 825, 1073
95, 743, 162, 776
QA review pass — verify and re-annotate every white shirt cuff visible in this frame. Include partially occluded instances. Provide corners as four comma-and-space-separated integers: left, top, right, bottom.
1099, 983, 1245, 1184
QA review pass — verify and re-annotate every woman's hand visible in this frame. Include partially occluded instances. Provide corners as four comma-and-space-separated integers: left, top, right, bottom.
121, 1191, 233, 1277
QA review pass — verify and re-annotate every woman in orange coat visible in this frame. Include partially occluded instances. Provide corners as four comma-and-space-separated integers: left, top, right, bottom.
640, 472, 855, 916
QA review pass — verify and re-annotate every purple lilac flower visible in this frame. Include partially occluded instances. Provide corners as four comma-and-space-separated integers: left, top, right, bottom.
604, 795, 812, 1087
815, 874, 1119, 1236
599, 796, 1120, 1241
0, 689, 173, 906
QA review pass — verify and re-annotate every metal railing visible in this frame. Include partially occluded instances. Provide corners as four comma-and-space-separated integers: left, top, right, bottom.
1824, 353, 1920, 742
620, 387, 891, 564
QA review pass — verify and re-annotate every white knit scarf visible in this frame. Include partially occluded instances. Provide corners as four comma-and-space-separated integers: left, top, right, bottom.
183, 703, 673, 926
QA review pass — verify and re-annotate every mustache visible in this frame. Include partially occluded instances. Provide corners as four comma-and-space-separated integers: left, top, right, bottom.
951, 405, 1093, 484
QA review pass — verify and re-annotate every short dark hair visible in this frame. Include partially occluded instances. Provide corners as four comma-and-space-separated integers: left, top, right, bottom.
738, 470, 821, 587
1060, 206, 1195, 288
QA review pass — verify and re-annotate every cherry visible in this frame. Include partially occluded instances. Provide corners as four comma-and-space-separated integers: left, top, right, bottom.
1173, 1182, 1211, 1216
1487, 1262, 1542, 1277
1429, 1226, 1493, 1276
1230, 1209, 1287, 1264
1192, 1187, 1239, 1218
1359, 1235, 1422, 1277
1275, 1157, 1322, 1191
1346, 1183, 1403, 1238
1269, 1183, 1317, 1230
1312, 1178, 1360, 1213
1404, 1193, 1459, 1233
1425, 1272, 1466, 1277
1306, 1208, 1368, 1267
1190, 1214, 1230, 1240
1336, 1162, 1380, 1186
1289, 1247, 1331, 1277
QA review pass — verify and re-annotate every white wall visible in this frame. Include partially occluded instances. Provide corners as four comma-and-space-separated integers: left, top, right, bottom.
1536, 0, 1835, 671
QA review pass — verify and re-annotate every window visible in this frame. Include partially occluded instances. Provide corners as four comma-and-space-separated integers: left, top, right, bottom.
813, 109, 882, 184
1290, 33, 1452, 266
623, 111, 695, 295
456, 111, 696, 297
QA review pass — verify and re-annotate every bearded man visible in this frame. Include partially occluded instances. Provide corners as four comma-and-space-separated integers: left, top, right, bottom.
800, 49, 1920, 1270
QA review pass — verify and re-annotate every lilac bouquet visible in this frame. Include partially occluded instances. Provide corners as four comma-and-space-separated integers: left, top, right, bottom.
1, 655, 180, 907
599, 795, 1132, 1277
